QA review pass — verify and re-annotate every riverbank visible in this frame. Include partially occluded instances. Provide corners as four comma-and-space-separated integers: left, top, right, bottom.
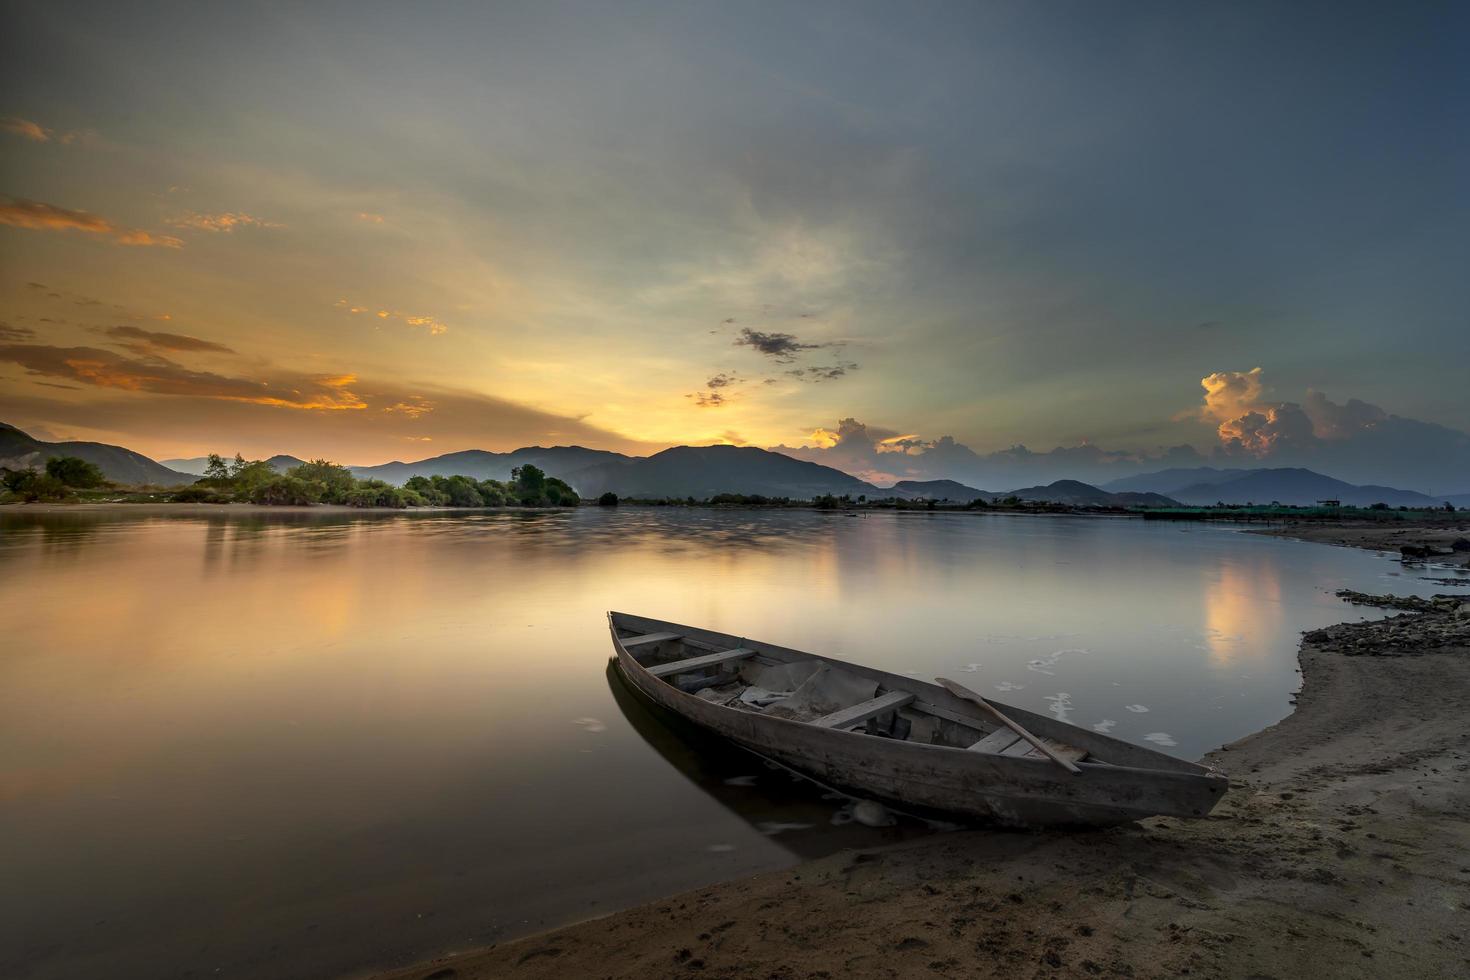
368, 535, 1470, 980
1255, 517, 1470, 571
0, 501, 571, 515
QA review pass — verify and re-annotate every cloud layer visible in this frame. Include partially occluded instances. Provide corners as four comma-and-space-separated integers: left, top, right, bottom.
0, 197, 182, 247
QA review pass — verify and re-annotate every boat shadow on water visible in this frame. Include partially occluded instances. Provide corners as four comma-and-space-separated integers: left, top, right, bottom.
604, 660, 940, 859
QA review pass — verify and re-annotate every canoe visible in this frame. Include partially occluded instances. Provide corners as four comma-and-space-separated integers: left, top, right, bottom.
609, 611, 1229, 828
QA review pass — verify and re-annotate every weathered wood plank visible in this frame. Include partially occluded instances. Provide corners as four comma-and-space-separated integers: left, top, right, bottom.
621, 631, 682, 649
648, 647, 755, 678
967, 727, 1022, 754
936, 677, 1083, 774
812, 690, 915, 729
1025, 741, 1089, 765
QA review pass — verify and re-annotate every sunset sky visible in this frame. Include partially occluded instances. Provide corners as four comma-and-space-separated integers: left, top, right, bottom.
2, 2, 1467, 486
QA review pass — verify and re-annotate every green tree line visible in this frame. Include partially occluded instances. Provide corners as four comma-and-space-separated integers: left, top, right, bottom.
1, 456, 108, 501
169, 454, 579, 508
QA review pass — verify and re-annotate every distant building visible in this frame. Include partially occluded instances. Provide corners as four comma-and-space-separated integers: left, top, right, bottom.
1317, 498, 1341, 507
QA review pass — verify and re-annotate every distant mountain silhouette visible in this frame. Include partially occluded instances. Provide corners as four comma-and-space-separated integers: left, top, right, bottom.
564, 445, 879, 499
1, 423, 193, 486
1163, 468, 1448, 507
162, 454, 306, 476
1101, 467, 1251, 495
1003, 479, 1178, 507
888, 479, 995, 502
350, 446, 632, 486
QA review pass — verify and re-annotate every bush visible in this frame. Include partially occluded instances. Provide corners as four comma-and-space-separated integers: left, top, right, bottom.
3, 468, 72, 501
45, 456, 107, 488
598, 492, 619, 506
345, 480, 409, 508
286, 460, 356, 503
247, 476, 322, 505
171, 485, 232, 504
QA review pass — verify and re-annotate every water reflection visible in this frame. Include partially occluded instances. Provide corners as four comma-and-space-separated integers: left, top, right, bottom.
0, 508, 1443, 980
603, 660, 928, 858
1202, 555, 1281, 667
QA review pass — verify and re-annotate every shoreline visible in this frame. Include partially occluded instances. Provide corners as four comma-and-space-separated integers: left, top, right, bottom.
366, 527, 1470, 980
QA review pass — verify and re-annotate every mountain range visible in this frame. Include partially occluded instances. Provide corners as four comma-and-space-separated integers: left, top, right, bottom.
1103, 466, 1469, 508
6, 422, 1466, 508
1, 423, 193, 486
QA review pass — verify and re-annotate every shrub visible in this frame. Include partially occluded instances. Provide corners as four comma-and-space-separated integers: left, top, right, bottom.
248, 476, 322, 505
598, 492, 619, 506
547, 477, 578, 506
3, 468, 72, 501
171, 485, 231, 504
45, 456, 107, 488
286, 460, 356, 503
345, 479, 408, 508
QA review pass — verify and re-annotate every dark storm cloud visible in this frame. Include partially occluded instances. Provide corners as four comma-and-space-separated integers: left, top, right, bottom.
734, 327, 822, 362
786, 362, 856, 382
0, 321, 36, 341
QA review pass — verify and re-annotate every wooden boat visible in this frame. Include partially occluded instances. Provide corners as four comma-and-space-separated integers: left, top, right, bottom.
610, 611, 1229, 827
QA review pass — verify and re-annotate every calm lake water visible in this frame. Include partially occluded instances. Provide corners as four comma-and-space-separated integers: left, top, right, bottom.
0, 508, 1457, 980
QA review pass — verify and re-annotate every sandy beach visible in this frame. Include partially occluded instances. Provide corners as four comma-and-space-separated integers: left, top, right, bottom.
368, 525, 1470, 980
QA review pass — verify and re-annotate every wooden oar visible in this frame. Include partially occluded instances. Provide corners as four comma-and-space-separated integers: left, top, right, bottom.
936, 677, 1082, 774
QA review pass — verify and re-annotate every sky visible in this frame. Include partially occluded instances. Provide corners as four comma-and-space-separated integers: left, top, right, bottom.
2, 1, 1468, 490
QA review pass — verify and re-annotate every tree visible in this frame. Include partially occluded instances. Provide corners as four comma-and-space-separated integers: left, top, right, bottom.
598, 492, 619, 506
45, 456, 106, 488
203, 453, 231, 482
3, 468, 71, 501
511, 464, 546, 495
287, 459, 356, 503
432, 474, 483, 507
248, 476, 321, 505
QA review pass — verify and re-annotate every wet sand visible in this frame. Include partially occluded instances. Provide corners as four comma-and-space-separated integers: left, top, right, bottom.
367, 528, 1470, 980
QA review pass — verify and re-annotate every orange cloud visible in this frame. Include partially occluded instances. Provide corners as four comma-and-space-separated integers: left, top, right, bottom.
1, 117, 50, 141
0, 196, 183, 248
335, 299, 448, 335
168, 211, 282, 233
0, 343, 364, 410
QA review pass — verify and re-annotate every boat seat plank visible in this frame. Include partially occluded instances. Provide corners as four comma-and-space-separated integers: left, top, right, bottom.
967, 727, 1022, 754
1000, 735, 1087, 763
648, 647, 755, 678
1024, 742, 1089, 765
622, 631, 682, 649
812, 690, 916, 730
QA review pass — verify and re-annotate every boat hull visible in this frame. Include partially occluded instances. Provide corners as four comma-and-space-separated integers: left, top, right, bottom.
611, 617, 1227, 828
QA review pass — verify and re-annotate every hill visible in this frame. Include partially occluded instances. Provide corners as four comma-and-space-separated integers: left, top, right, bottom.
162, 454, 306, 476
565, 445, 879, 499
350, 446, 631, 487
0, 423, 193, 486
1167, 468, 1446, 508
1101, 467, 1251, 495
886, 479, 995, 502
1004, 479, 1178, 507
